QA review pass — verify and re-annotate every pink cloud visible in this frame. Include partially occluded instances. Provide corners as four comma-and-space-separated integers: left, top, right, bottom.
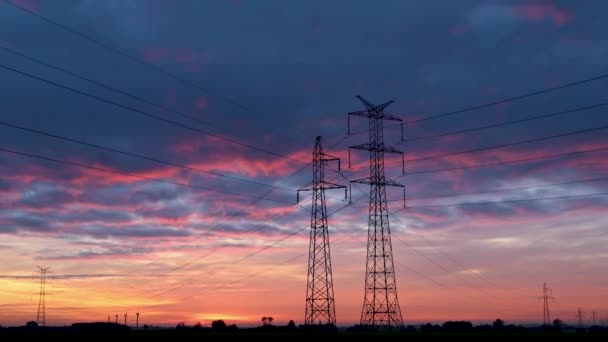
141, 47, 169, 63
196, 97, 209, 110
513, 1, 573, 27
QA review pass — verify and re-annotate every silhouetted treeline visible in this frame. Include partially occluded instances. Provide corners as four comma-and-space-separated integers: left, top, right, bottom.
2, 318, 608, 334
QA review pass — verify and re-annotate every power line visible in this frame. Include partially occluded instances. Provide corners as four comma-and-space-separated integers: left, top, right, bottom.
350, 124, 608, 172
0, 63, 305, 164
157, 207, 366, 305
1, 0, 306, 139
385, 176, 608, 202
404, 73, 608, 126
402, 102, 607, 143
406, 145, 608, 176
0, 119, 292, 191
142, 191, 360, 300
0, 146, 292, 204
0, 44, 216, 128
123, 166, 352, 288
400, 124, 608, 165
113, 143, 350, 286
401, 191, 608, 209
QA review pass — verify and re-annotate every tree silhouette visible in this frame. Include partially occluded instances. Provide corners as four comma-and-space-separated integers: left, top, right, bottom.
286, 320, 296, 330
552, 318, 564, 330
493, 318, 504, 330
268, 317, 274, 326
261, 317, 268, 326
211, 320, 227, 330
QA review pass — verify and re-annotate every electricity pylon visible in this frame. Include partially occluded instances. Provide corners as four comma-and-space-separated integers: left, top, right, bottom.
538, 282, 554, 325
297, 136, 346, 326
36, 266, 51, 327
348, 96, 405, 329
577, 308, 585, 328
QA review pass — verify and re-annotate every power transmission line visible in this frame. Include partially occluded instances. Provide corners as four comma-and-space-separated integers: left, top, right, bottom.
345, 72, 608, 139
1, 0, 307, 139
394, 125, 608, 166
0, 119, 292, 191
365, 176, 608, 203
113, 145, 349, 287
406, 145, 608, 176
400, 191, 608, 209
0, 63, 306, 164
350, 124, 608, 172
0, 146, 292, 204
402, 102, 607, 143
0, 44, 213, 129
403, 72, 608, 126
142, 190, 362, 300
119, 141, 353, 285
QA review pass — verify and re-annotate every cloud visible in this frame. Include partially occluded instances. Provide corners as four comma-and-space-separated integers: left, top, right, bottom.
513, 1, 573, 27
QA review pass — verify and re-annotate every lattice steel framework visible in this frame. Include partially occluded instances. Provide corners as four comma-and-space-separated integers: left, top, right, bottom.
538, 282, 554, 325
298, 136, 346, 326
36, 266, 51, 327
348, 96, 405, 329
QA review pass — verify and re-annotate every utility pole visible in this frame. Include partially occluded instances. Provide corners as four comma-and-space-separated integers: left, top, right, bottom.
124, 313, 127, 326
115, 314, 118, 324
538, 282, 554, 325
348, 96, 405, 329
136, 312, 140, 329
36, 266, 51, 327
577, 308, 584, 328
298, 136, 346, 326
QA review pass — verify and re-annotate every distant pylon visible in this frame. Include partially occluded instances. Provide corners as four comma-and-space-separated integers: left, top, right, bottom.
36, 266, 51, 327
136, 312, 140, 329
592, 311, 596, 326
124, 313, 127, 326
115, 314, 118, 324
577, 308, 584, 328
297, 136, 346, 326
107, 316, 110, 323
538, 282, 554, 325
348, 96, 405, 329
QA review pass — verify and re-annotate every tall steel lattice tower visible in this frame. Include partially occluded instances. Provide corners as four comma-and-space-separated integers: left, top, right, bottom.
538, 282, 554, 325
348, 95, 405, 329
36, 266, 51, 327
297, 136, 346, 326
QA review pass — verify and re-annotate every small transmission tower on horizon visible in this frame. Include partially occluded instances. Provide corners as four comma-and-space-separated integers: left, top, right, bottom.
348, 95, 405, 329
36, 266, 51, 327
577, 308, 585, 328
538, 282, 555, 325
297, 136, 346, 326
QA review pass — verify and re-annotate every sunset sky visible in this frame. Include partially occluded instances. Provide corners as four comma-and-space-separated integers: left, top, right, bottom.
1, 0, 607, 328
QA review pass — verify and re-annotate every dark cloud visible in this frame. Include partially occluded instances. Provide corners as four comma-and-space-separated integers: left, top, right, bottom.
0, 213, 53, 232
15, 184, 75, 207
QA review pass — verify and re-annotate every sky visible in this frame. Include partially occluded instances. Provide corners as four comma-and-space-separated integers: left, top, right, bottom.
0, 0, 607, 328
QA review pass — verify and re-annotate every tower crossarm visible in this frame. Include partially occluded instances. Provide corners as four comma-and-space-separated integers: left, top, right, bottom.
298, 181, 347, 191
350, 143, 403, 154
350, 177, 404, 188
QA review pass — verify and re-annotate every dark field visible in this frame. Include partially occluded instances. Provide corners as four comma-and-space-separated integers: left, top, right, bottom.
1, 330, 607, 340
